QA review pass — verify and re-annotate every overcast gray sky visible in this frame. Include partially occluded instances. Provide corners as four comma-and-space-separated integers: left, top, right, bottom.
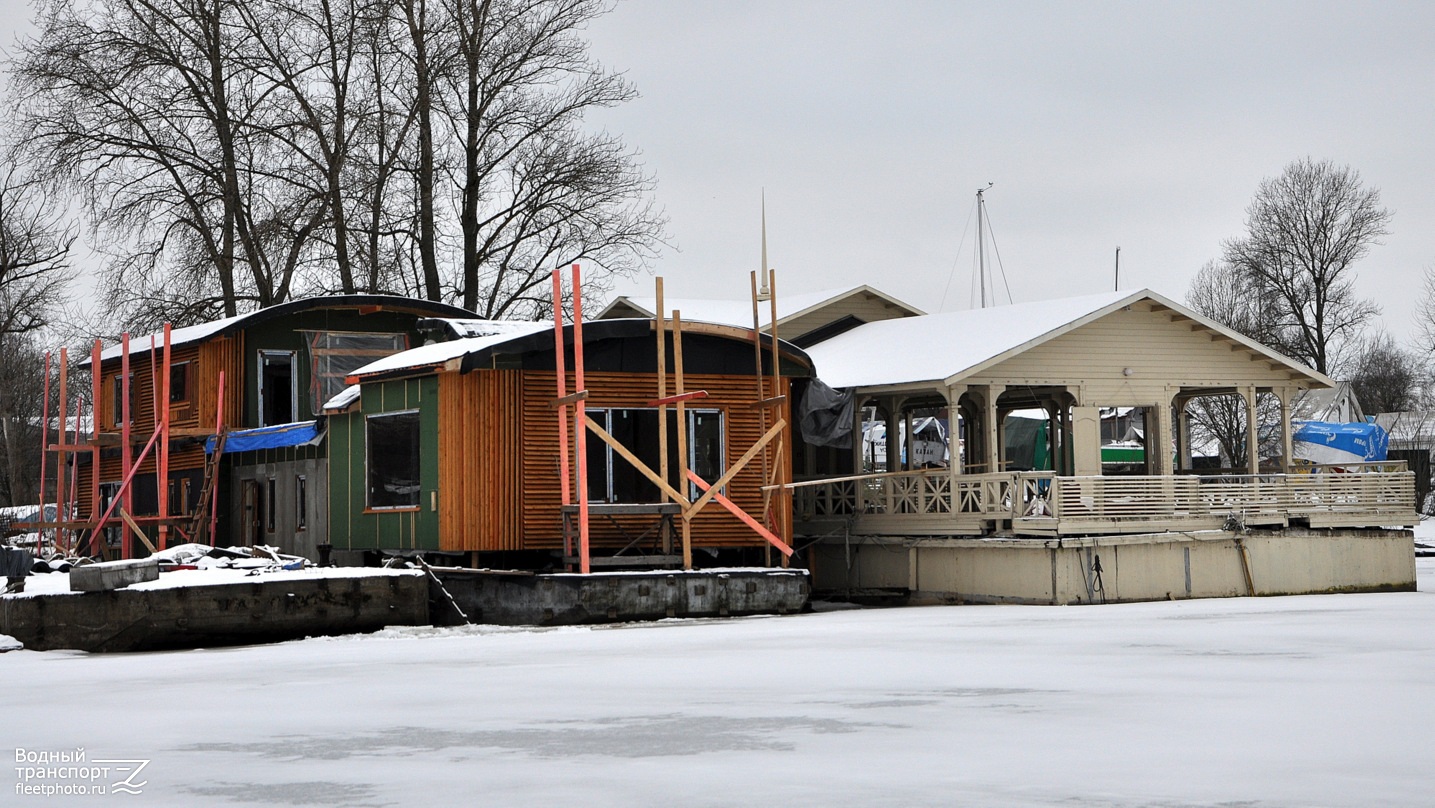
2, 1, 1431, 344
582, 0, 1435, 342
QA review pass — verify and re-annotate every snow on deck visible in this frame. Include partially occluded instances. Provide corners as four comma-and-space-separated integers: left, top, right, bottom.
5, 544, 1432, 806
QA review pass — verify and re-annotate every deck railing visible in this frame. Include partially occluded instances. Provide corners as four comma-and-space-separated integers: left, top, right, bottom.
791, 465, 1417, 536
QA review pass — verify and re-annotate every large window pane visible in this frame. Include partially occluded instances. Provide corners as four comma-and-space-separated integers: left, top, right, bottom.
585, 408, 724, 503
367, 410, 421, 509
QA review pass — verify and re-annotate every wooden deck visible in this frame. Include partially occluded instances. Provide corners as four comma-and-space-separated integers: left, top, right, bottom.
790, 464, 1418, 538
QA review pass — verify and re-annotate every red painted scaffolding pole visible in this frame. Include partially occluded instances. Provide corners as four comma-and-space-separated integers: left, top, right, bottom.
552, 270, 572, 561
157, 323, 172, 550
121, 333, 133, 558
571, 264, 591, 575
90, 340, 101, 560
56, 348, 68, 553
38, 351, 50, 556
208, 370, 225, 546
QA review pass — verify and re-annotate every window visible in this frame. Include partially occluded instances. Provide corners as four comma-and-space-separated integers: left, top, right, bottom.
266, 477, 277, 532
112, 374, 134, 427
295, 475, 307, 531
586, 409, 725, 503
167, 478, 191, 516
367, 410, 421, 509
304, 331, 408, 411
98, 482, 122, 547
169, 362, 191, 406
259, 351, 296, 425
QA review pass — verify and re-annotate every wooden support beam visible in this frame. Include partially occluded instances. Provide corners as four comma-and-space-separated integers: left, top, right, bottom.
686, 470, 793, 556
551, 390, 589, 408
118, 509, 158, 555
584, 415, 688, 504
687, 419, 787, 519
646, 390, 708, 407
747, 395, 787, 409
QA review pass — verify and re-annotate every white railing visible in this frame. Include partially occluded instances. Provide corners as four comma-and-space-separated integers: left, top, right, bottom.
791, 466, 1416, 535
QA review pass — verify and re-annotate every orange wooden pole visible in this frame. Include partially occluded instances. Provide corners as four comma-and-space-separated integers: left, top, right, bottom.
38, 351, 50, 556
121, 333, 132, 558
158, 323, 172, 549
90, 340, 101, 558
571, 264, 590, 575
552, 270, 571, 505
209, 370, 225, 546
56, 348, 67, 552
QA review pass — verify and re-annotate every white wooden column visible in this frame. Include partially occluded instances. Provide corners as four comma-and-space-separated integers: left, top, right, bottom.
1175, 396, 1192, 472
1152, 389, 1176, 476
984, 385, 1005, 474
1244, 385, 1260, 476
1278, 388, 1294, 474
946, 384, 967, 477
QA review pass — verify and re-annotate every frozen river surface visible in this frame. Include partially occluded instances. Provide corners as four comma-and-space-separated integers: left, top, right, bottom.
7, 555, 1435, 807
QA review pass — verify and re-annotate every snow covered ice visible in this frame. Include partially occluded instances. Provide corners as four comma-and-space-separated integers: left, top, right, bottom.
7, 552, 1435, 806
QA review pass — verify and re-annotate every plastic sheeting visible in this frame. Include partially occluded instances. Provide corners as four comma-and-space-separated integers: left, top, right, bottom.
1292, 420, 1389, 465
800, 379, 854, 448
206, 421, 324, 454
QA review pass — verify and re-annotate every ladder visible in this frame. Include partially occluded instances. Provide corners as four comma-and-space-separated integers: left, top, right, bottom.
189, 428, 228, 544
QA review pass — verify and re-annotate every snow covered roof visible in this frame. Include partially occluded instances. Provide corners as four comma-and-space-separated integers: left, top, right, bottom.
599, 285, 923, 330
88, 295, 475, 364
346, 322, 551, 379
805, 288, 1334, 390
416, 318, 557, 340
322, 384, 362, 412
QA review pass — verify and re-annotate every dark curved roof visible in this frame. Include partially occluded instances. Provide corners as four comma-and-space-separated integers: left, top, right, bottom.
93, 294, 475, 364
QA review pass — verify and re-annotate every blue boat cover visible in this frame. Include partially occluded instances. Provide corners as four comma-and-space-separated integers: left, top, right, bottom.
1291, 420, 1388, 464
206, 420, 323, 454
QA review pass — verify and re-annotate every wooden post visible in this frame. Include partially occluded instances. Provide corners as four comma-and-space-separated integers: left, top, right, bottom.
121, 333, 132, 558
673, 312, 693, 570
158, 323, 172, 549
209, 370, 226, 545
766, 268, 788, 565
90, 340, 101, 559
552, 270, 572, 561
656, 277, 671, 554
56, 348, 68, 552
571, 264, 590, 574
38, 351, 50, 557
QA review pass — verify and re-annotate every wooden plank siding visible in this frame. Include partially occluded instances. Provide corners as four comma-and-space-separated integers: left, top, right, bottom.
328, 376, 438, 551
517, 370, 792, 552
968, 303, 1310, 403
437, 369, 522, 552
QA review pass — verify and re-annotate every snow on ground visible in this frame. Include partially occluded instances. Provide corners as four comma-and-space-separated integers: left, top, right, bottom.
6, 557, 1435, 807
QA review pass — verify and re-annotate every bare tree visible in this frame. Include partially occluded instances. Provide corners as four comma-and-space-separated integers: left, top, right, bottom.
1349, 332, 1425, 415
1223, 157, 1390, 376
13, 0, 664, 327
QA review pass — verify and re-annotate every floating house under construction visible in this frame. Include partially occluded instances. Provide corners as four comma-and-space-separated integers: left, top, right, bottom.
33, 277, 1419, 605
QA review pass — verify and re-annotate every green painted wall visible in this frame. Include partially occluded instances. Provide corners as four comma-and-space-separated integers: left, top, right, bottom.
327, 375, 441, 551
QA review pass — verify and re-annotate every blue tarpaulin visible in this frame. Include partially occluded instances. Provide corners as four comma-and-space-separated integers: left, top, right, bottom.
1292, 420, 1388, 465
206, 420, 323, 454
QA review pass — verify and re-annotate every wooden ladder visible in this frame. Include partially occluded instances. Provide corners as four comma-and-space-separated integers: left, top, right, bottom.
189, 428, 228, 544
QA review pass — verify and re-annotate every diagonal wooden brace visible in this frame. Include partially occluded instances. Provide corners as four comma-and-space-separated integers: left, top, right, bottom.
686, 470, 793, 556
584, 415, 689, 505
687, 418, 786, 519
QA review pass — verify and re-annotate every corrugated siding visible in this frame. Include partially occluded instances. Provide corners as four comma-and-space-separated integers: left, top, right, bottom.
517, 371, 792, 552
438, 370, 522, 552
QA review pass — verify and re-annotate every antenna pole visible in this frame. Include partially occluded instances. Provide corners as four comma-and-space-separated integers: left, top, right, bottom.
759, 190, 770, 297
1115, 246, 1121, 291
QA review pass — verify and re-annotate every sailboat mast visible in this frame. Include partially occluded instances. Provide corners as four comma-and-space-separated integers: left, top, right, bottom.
976, 183, 992, 308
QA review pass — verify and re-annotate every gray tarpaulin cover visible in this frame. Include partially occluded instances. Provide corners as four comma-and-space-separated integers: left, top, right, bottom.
800, 378, 854, 448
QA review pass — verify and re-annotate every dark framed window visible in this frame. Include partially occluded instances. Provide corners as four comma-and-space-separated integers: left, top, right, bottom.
303, 331, 408, 410
169, 362, 191, 405
586, 409, 725, 503
112, 374, 134, 427
367, 410, 421, 509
